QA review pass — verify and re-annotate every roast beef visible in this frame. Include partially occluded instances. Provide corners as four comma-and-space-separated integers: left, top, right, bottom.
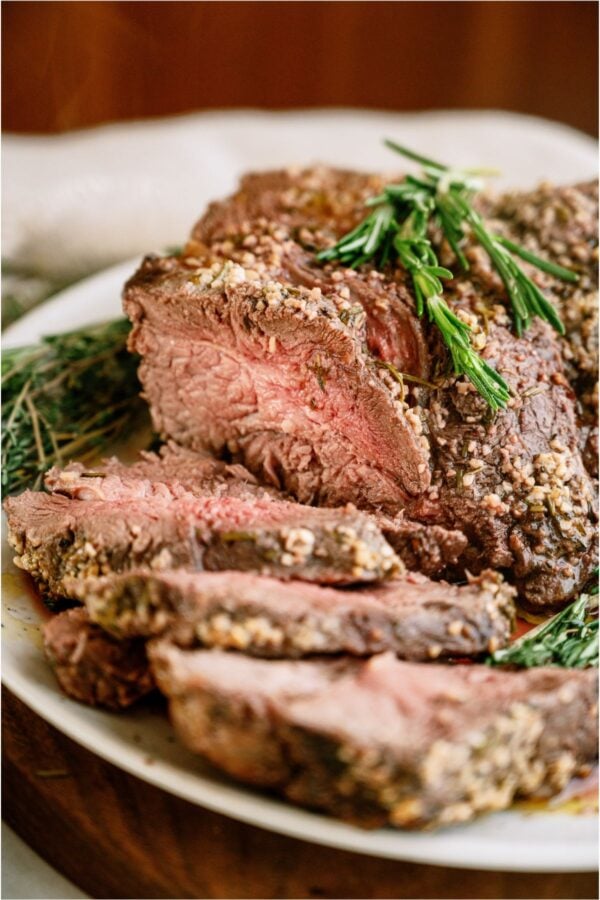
124, 167, 597, 607
72, 567, 515, 661
4, 489, 401, 598
45, 450, 467, 579
44, 442, 278, 503
148, 646, 598, 829
485, 181, 598, 413
484, 181, 599, 480
43, 607, 153, 709
125, 253, 430, 513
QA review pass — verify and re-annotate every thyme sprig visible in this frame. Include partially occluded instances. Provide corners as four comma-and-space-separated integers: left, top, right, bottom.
489, 572, 599, 669
2, 319, 144, 496
317, 140, 578, 408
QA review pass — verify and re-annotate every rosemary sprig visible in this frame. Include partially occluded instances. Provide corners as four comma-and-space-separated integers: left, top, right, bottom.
489, 573, 599, 669
392, 199, 509, 410
2, 319, 144, 496
317, 140, 577, 408
441, 190, 567, 336
426, 295, 510, 410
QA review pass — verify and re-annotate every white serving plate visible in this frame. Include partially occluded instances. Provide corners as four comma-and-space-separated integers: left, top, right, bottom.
2, 259, 598, 872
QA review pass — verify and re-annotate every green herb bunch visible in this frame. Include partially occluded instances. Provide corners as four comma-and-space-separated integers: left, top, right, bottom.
2, 319, 144, 496
318, 141, 578, 409
489, 572, 599, 669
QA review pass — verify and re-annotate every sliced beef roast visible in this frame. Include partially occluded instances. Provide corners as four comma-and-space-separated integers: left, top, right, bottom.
45, 451, 466, 579
43, 607, 153, 709
124, 254, 431, 514
148, 646, 598, 829
44, 442, 278, 503
72, 567, 515, 660
124, 167, 597, 607
5, 490, 401, 598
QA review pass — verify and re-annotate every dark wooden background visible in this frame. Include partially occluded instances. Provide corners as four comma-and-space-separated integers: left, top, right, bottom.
3, 0, 598, 136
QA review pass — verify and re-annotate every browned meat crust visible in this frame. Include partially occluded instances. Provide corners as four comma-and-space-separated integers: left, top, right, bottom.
73, 567, 515, 661
43, 607, 153, 709
124, 167, 597, 608
4, 489, 401, 599
484, 180, 598, 421
148, 647, 599, 829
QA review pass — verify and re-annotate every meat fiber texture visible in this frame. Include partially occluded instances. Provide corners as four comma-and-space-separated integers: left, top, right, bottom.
44, 449, 467, 579
4, 488, 401, 600
72, 567, 515, 661
148, 646, 599, 830
44, 442, 280, 503
124, 168, 598, 609
43, 607, 153, 709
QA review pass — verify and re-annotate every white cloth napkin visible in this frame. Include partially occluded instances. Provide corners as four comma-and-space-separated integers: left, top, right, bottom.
3, 108, 597, 281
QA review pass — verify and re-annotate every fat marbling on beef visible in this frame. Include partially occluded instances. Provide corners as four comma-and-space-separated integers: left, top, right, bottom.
124, 168, 597, 609
148, 645, 598, 829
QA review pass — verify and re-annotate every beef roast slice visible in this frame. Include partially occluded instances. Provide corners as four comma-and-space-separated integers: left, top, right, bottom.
74, 567, 515, 661
43, 607, 153, 709
45, 442, 279, 503
148, 646, 598, 829
124, 253, 430, 514
45, 450, 466, 579
4, 490, 401, 598
153, 166, 595, 607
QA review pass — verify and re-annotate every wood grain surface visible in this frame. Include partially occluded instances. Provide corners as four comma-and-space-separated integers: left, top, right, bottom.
3, 1, 598, 137
2, 687, 598, 900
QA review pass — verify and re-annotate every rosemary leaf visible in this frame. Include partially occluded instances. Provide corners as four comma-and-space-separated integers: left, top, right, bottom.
489, 571, 599, 669
383, 139, 447, 172
496, 236, 580, 283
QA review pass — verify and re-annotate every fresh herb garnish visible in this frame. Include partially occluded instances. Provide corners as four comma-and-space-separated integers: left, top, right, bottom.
489, 572, 599, 669
2, 319, 144, 496
318, 140, 577, 409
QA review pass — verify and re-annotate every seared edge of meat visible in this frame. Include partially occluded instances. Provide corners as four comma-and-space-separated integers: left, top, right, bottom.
70, 567, 515, 661
148, 646, 599, 829
43, 607, 154, 709
4, 490, 402, 598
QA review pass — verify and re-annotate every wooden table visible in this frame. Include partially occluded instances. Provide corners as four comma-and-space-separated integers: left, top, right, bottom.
3, 688, 598, 900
